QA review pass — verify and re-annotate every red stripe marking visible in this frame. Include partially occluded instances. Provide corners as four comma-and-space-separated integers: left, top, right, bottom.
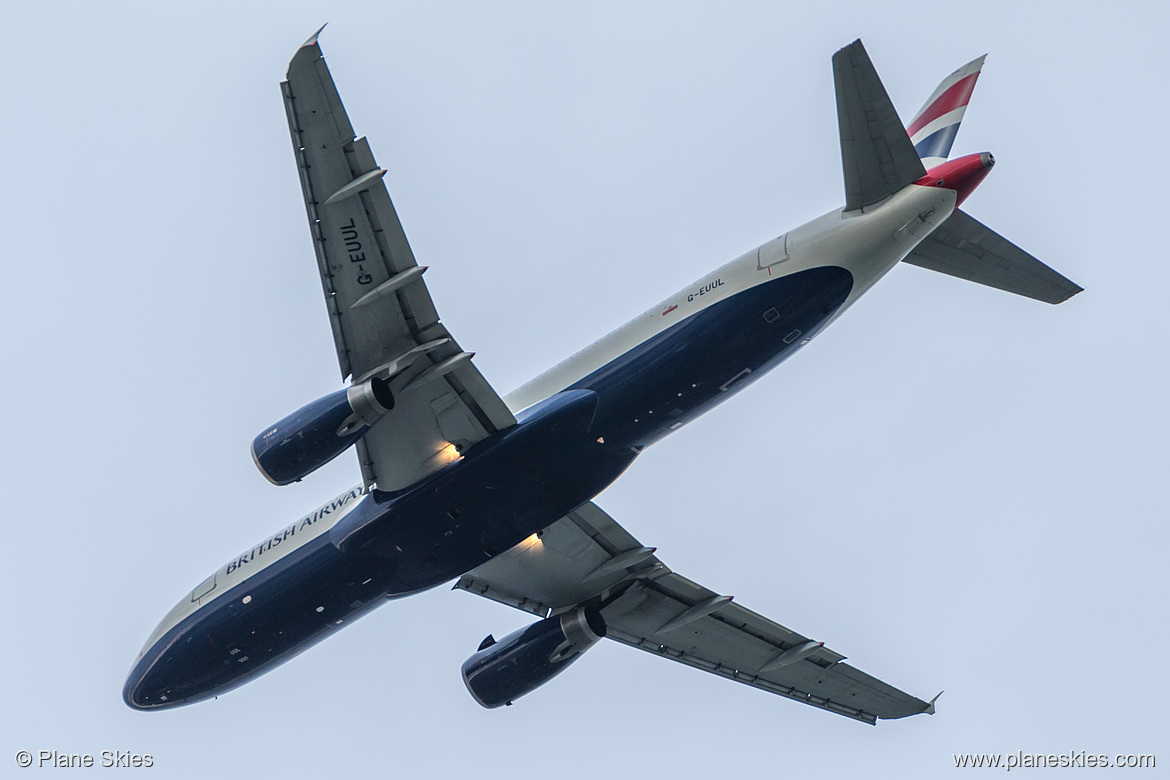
912, 152, 991, 209
907, 72, 981, 137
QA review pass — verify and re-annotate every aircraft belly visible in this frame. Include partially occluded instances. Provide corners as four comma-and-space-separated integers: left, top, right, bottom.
124, 535, 387, 708
575, 266, 854, 448
125, 391, 639, 710
797, 185, 957, 325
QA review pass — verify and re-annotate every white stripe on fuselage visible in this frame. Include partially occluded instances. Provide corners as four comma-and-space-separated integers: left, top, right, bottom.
133, 487, 364, 660
504, 184, 956, 413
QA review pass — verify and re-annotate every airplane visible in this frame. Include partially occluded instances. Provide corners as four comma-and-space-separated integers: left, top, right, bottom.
123, 32, 1080, 725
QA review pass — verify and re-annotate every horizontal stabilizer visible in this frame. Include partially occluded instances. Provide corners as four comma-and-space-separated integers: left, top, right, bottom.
904, 210, 1082, 304
833, 41, 927, 211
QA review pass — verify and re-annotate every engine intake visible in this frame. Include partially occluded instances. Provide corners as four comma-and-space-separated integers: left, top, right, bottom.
251, 377, 393, 485
461, 605, 606, 708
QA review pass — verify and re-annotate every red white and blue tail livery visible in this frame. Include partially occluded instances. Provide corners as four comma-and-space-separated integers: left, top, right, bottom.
908, 55, 986, 168
124, 36, 1079, 725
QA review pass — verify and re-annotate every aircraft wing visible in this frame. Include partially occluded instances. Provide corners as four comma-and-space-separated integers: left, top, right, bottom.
455, 502, 937, 725
282, 30, 515, 491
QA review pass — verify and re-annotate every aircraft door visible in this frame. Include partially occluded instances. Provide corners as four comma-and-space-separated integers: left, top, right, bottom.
757, 233, 792, 269
190, 572, 216, 604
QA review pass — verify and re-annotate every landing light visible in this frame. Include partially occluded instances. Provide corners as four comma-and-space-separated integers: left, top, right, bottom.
437, 443, 462, 465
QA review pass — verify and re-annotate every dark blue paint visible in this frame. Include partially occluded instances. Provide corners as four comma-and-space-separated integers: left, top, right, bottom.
125, 390, 634, 709
573, 265, 854, 449
914, 123, 961, 163
251, 388, 368, 486
461, 611, 602, 708
124, 266, 853, 710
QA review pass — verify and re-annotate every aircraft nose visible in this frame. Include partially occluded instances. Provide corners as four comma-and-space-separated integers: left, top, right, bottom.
122, 661, 151, 710
123, 663, 185, 710
122, 647, 185, 710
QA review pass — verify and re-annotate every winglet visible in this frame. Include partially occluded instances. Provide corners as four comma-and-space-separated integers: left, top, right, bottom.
288, 24, 331, 78
300, 23, 328, 51
922, 690, 944, 715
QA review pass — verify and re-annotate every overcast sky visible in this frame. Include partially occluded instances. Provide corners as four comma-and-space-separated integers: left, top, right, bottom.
3, 1, 1166, 777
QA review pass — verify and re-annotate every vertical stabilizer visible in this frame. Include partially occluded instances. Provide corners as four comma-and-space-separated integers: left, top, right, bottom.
833, 41, 927, 212
907, 56, 986, 168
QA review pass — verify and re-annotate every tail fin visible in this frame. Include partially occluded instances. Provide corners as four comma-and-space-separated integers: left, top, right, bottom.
907, 55, 986, 168
833, 40, 927, 212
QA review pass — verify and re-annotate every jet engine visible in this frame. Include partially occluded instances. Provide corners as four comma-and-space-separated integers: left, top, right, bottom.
462, 605, 606, 708
251, 376, 394, 485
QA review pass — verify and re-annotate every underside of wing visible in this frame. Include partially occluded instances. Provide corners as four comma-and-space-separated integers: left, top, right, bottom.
456, 502, 936, 724
904, 208, 1082, 304
281, 30, 515, 491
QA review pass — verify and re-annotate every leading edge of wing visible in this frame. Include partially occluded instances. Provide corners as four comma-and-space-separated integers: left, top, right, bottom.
456, 501, 937, 724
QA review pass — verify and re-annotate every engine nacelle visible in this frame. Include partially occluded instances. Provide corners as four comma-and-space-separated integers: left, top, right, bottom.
251, 377, 394, 486
461, 605, 606, 708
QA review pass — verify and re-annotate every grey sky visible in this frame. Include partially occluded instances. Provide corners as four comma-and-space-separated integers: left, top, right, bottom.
3, 1, 1166, 777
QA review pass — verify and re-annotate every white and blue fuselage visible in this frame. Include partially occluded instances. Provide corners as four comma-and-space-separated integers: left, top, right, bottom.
123, 183, 956, 710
